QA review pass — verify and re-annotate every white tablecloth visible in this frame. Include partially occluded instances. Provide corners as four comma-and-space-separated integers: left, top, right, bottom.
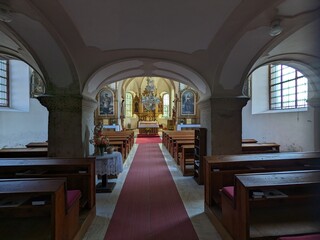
138, 121, 159, 128
95, 151, 123, 175
103, 125, 121, 131
176, 124, 201, 131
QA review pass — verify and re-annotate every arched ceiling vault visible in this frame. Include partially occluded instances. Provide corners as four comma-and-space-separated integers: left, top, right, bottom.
0, 0, 319, 100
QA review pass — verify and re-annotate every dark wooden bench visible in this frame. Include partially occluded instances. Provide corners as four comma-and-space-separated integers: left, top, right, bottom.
162, 130, 194, 149
242, 142, 280, 153
203, 151, 320, 240
0, 147, 48, 157
25, 142, 48, 148
180, 144, 195, 176
0, 157, 95, 209
0, 178, 81, 240
0, 157, 96, 240
220, 170, 320, 240
204, 151, 320, 207
174, 139, 194, 164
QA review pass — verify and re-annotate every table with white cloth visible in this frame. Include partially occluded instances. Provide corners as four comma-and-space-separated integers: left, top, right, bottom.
95, 151, 123, 193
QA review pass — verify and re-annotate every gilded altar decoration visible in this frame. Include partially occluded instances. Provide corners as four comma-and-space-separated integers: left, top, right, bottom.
141, 77, 160, 111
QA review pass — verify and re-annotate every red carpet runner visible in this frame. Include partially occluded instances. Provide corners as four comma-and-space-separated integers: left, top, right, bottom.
135, 136, 162, 144
104, 140, 199, 240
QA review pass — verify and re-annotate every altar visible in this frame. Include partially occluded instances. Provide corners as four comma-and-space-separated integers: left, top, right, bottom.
138, 121, 159, 134
103, 124, 121, 131
95, 151, 123, 193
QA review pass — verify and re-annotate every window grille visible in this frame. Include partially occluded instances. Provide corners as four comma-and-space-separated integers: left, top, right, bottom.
125, 92, 133, 117
0, 60, 9, 107
269, 64, 308, 110
163, 93, 170, 117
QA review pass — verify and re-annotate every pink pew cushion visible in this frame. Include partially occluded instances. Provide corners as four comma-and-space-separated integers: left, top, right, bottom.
278, 234, 320, 240
221, 186, 234, 200
67, 190, 81, 209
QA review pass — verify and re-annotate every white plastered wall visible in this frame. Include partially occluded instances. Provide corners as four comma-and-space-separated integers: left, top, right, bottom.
242, 66, 315, 152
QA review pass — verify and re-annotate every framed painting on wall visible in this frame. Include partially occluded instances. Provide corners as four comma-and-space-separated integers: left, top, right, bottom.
98, 88, 115, 116
181, 90, 196, 115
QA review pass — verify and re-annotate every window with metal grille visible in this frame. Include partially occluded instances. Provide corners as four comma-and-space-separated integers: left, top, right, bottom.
269, 64, 308, 110
125, 92, 133, 117
162, 93, 170, 118
0, 60, 9, 107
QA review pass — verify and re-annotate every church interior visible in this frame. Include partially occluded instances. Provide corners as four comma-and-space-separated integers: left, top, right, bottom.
0, 1, 320, 240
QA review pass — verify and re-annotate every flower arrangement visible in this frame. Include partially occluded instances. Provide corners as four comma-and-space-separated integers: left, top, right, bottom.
90, 135, 109, 147
90, 122, 110, 155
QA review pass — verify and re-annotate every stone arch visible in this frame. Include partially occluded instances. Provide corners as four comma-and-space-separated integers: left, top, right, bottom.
82, 58, 211, 101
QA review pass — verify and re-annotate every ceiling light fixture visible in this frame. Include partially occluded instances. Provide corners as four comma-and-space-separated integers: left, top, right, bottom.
141, 77, 160, 111
0, 3, 12, 23
269, 19, 282, 37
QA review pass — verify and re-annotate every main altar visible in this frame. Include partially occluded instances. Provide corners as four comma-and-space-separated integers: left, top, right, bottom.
138, 121, 159, 134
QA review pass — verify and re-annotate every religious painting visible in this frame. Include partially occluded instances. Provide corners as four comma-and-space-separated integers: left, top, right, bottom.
181, 90, 196, 115
133, 95, 140, 114
30, 71, 45, 97
98, 88, 114, 116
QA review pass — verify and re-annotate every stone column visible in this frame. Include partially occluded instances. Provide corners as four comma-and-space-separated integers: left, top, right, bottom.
211, 96, 249, 155
307, 97, 320, 151
82, 97, 98, 157
38, 95, 83, 157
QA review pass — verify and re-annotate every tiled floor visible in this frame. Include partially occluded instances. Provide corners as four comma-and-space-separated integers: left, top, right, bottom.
83, 137, 222, 240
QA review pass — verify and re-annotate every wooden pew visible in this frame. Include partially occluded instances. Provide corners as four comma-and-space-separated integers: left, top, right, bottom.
174, 139, 194, 163
0, 157, 96, 209
204, 151, 320, 240
180, 144, 195, 176
162, 130, 194, 149
0, 157, 96, 240
103, 130, 134, 158
242, 142, 280, 153
0, 147, 48, 157
241, 139, 257, 143
0, 178, 81, 240
220, 170, 320, 240
103, 130, 134, 148
204, 151, 320, 208
108, 140, 126, 161
25, 142, 48, 148
168, 134, 194, 156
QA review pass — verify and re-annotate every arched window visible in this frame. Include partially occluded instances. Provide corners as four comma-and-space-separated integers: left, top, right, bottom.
269, 64, 308, 110
162, 93, 170, 118
125, 92, 133, 117
0, 60, 9, 107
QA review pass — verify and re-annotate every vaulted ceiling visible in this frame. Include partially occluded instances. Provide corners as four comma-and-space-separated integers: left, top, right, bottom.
0, 0, 319, 101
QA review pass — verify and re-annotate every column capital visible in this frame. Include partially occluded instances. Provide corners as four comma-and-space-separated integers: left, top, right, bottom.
37, 94, 82, 112
307, 97, 320, 109
211, 96, 249, 111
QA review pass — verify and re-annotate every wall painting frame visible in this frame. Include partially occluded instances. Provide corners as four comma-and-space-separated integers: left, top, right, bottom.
181, 89, 196, 115
98, 88, 115, 116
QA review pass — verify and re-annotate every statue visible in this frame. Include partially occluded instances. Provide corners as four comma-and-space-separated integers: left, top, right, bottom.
94, 121, 103, 137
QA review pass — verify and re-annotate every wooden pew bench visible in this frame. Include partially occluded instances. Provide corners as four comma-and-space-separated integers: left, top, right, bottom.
103, 130, 134, 159
168, 134, 194, 156
204, 151, 320, 208
174, 139, 194, 164
162, 130, 194, 149
220, 170, 320, 240
25, 142, 48, 148
0, 157, 95, 209
242, 142, 280, 153
180, 144, 195, 176
0, 147, 48, 157
0, 157, 96, 240
278, 234, 320, 240
203, 151, 320, 240
0, 178, 81, 240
